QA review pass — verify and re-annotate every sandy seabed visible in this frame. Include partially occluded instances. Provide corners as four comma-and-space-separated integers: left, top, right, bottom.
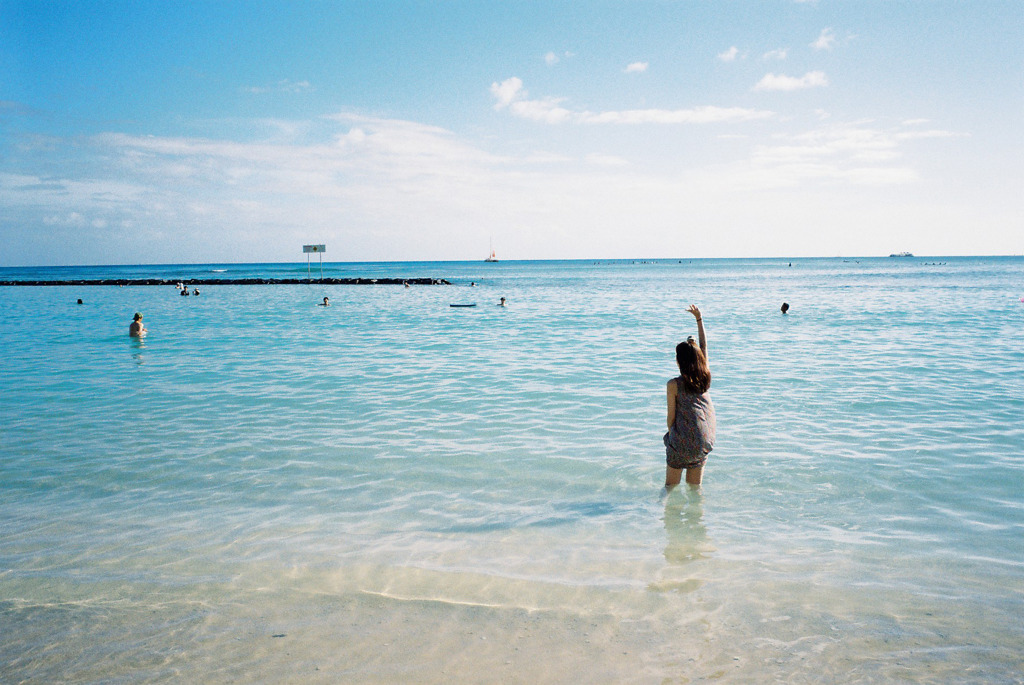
3, 558, 1020, 684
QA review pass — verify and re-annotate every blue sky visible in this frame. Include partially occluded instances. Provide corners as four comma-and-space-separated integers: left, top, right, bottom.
1, 0, 1021, 265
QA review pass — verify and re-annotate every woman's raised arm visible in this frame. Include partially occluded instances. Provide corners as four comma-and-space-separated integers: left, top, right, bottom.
687, 304, 707, 358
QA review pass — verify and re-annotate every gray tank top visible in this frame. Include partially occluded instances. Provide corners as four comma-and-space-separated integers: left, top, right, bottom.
665, 377, 716, 459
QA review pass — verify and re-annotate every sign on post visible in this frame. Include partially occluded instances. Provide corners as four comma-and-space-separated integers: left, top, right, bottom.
303, 244, 326, 281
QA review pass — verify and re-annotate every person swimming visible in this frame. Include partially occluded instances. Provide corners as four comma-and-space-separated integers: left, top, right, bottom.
498, 297, 507, 307
781, 302, 790, 314
129, 312, 147, 337
319, 297, 330, 306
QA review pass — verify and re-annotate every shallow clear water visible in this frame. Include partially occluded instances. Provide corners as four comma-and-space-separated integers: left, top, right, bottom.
1, 257, 1022, 683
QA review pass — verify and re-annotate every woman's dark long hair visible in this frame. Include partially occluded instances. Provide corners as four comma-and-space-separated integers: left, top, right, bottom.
675, 340, 711, 394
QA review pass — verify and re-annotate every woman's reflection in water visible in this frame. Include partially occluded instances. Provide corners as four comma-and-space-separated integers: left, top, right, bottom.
130, 335, 146, 366
648, 486, 716, 594
662, 486, 712, 566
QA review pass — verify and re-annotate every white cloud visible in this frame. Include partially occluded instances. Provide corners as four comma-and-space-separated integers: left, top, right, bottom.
7, 119, 729, 263
755, 125, 902, 166
242, 79, 313, 94
0, 107, 976, 265
624, 61, 648, 73
509, 97, 576, 124
490, 77, 524, 109
43, 211, 85, 227
762, 48, 788, 61
544, 51, 574, 66
811, 28, 836, 51
585, 153, 630, 167
737, 121, 963, 188
718, 46, 741, 62
0, 115, 543, 263
894, 129, 964, 141
522, 151, 573, 164
490, 79, 573, 123
492, 77, 773, 125
754, 71, 828, 92
579, 107, 773, 125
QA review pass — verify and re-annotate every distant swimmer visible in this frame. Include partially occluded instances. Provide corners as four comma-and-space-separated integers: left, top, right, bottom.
319, 297, 330, 307
129, 312, 147, 337
192, 288, 200, 296
404, 281, 410, 288
77, 299, 83, 304
781, 302, 790, 314
180, 287, 190, 296
498, 297, 507, 307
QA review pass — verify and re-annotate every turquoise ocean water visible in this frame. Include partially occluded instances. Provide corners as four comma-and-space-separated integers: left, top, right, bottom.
1, 257, 1022, 683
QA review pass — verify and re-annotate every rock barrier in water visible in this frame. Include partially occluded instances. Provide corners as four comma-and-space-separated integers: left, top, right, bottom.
0, 277, 450, 286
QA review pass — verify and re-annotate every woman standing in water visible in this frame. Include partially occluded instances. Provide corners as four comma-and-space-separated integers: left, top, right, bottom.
129, 312, 147, 337
664, 305, 715, 487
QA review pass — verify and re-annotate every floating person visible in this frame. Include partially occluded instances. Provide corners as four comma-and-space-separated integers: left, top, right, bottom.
129, 312, 147, 337
663, 305, 715, 489
180, 287, 190, 296
781, 302, 790, 314
404, 281, 410, 288
192, 288, 200, 296
319, 297, 330, 307
77, 299, 83, 305
498, 297, 507, 307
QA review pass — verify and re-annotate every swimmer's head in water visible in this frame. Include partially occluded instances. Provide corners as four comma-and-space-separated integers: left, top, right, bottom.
133, 312, 143, 321
781, 302, 790, 313
675, 339, 711, 394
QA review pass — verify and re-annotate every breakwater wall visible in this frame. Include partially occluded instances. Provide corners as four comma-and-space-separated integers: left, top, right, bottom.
0, 277, 450, 287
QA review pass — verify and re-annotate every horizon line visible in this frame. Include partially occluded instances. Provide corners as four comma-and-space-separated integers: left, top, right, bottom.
2, 252, 1023, 270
